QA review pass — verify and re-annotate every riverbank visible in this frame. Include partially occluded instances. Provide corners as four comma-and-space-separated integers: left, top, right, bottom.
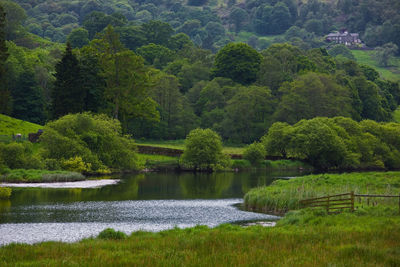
244, 171, 400, 214
0, 169, 85, 183
0, 210, 399, 266
137, 153, 311, 172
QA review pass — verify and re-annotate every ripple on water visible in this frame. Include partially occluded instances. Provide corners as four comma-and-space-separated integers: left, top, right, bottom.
0, 199, 278, 245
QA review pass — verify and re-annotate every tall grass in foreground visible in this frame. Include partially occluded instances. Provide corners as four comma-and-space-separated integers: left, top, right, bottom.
244, 172, 400, 213
0, 215, 399, 266
0, 169, 85, 183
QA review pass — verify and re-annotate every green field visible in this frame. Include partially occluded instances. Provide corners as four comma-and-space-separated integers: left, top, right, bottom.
0, 114, 42, 136
352, 50, 400, 81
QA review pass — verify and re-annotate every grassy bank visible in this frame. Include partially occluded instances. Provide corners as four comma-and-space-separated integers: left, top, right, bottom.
232, 159, 310, 171
244, 172, 400, 213
0, 211, 399, 266
0, 169, 85, 183
136, 140, 245, 155
0, 114, 42, 137
137, 154, 179, 171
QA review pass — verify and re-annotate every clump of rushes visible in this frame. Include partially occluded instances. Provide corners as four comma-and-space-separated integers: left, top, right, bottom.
244, 172, 400, 214
98, 228, 127, 240
0, 187, 11, 199
0, 169, 85, 183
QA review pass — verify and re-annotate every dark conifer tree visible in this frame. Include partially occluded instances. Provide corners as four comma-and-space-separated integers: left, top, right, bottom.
11, 70, 45, 124
52, 42, 85, 118
0, 4, 10, 114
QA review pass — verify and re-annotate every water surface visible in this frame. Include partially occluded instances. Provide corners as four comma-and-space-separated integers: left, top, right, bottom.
0, 170, 306, 245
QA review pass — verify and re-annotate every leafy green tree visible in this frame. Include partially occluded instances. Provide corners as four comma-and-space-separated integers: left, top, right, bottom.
52, 42, 85, 118
222, 86, 275, 143
0, 0, 26, 40
180, 128, 230, 171
212, 43, 261, 85
142, 20, 174, 47
115, 26, 146, 51
67, 28, 89, 48
243, 142, 266, 166
328, 45, 355, 60
90, 25, 159, 123
353, 77, 391, 121
274, 73, 353, 124
137, 43, 175, 69
257, 44, 315, 92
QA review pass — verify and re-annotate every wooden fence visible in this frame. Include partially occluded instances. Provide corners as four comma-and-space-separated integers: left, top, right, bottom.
299, 191, 400, 214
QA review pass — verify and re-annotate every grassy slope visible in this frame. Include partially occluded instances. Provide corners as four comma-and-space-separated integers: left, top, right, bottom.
352, 50, 400, 81
0, 114, 42, 136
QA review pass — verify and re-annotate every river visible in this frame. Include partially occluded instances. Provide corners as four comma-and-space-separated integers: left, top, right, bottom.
0, 170, 306, 245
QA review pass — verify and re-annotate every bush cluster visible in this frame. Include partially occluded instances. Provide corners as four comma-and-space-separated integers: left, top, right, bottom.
262, 117, 400, 170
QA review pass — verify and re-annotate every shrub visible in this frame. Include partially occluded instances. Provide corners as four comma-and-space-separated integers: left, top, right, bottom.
243, 142, 266, 166
61, 156, 92, 173
180, 128, 231, 171
40, 113, 139, 172
0, 142, 43, 169
44, 159, 61, 170
0, 187, 11, 199
98, 228, 127, 240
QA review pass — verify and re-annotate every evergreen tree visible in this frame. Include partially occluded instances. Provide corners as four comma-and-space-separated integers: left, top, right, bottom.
11, 70, 45, 124
52, 42, 85, 118
0, 4, 10, 114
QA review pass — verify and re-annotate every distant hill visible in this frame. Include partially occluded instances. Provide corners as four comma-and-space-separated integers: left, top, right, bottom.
0, 114, 42, 136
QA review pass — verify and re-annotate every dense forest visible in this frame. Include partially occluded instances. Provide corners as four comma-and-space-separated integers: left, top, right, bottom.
7, 0, 400, 51
0, 0, 400, 144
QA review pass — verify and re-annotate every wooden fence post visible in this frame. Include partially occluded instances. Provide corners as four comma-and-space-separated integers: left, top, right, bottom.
350, 191, 354, 212
327, 196, 330, 213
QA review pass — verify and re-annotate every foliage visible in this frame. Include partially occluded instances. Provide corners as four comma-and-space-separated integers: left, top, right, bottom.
40, 112, 140, 172
243, 142, 266, 166
61, 156, 92, 173
97, 228, 127, 240
0, 186, 11, 199
263, 117, 400, 170
212, 43, 261, 85
52, 42, 86, 118
274, 72, 353, 124
0, 142, 43, 169
180, 128, 231, 171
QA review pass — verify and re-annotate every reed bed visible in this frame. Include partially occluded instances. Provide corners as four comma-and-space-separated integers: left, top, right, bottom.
0, 216, 399, 266
0, 169, 85, 183
244, 172, 400, 213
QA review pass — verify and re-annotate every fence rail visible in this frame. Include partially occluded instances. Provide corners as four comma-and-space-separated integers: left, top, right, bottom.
300, 191, 400, 214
